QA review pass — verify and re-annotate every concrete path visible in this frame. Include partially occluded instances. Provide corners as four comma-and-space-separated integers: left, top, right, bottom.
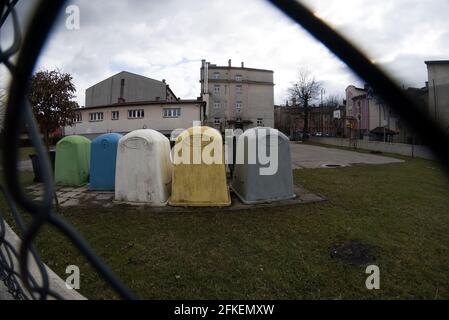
290, 143, 404, 169
18, 159, 33, 171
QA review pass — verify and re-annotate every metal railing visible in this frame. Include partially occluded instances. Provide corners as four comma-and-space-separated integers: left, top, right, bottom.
1, 0, 448, 300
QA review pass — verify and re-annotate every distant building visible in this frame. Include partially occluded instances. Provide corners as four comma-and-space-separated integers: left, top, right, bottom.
85, 71, 178, 108
274, 101, 345, 139
425, 60, 449, 130
200, 59, 274, 132
65, 71, 203, 139
345, 85, 400, 142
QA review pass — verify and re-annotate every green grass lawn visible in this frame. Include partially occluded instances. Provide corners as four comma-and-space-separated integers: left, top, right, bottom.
1, 156, 449, 300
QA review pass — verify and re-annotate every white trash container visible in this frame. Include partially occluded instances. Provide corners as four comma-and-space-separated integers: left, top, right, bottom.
115, 129, 172, 206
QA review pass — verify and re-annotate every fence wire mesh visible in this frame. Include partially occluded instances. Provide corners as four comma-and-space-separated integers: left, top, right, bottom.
0, 0, 448, 300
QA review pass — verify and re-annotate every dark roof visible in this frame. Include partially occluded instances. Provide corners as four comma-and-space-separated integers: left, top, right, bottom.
77, 99, 203, 111
86, 71, 166, 90
346, 85, 367, 92
166, 85, 178, 100
370, 127, 398, 135
425, 60, 449, 65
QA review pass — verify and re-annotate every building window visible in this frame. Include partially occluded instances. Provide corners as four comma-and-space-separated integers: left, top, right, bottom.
214, 118, 221, 126
89, 112, 103, 122
214, 85, 220, 94
111, 111, 119, 120
236, 101, 242, 112
213, 72, 220, 80
213, 102, 220, 109
235, 74, 242, 81
236, 85, 242, 93
257, 118, 263, 126
163, 108, 181, 118
74, 113, 82, 123
128, 109, 144, 119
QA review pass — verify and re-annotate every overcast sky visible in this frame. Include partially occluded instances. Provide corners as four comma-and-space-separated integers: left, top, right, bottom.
1, 0, 449, 106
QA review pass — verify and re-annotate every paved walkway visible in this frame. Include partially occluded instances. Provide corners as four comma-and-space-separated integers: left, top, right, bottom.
290, 143, 404, 169
18, 159, 33, 171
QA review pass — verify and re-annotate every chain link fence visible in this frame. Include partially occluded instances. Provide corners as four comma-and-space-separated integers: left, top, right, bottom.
1, 0, 448, 300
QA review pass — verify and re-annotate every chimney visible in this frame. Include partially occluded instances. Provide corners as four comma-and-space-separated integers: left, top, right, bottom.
241, 62, 244, 68
162, 79, 166, 84
228, 59, 232, 67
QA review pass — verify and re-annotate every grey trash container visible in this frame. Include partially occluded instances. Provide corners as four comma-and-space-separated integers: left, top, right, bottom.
231, 127, 296, 204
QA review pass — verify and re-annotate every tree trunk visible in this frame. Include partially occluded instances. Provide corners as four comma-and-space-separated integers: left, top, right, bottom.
303, 100, 309, 141
44, 128, 50, 149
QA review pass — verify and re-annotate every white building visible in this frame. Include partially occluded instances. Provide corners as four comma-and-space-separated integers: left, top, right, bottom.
345, 85, 400, 141
200, 59, 275, 132
65, 71, 203, 139
65, 100, 203, 140
426, 60, 449, 130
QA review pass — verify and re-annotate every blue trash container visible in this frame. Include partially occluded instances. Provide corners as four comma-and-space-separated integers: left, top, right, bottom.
89, 133, 122, 191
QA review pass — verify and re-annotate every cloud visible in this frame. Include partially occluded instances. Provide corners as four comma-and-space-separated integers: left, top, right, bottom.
1, 0, 448, 106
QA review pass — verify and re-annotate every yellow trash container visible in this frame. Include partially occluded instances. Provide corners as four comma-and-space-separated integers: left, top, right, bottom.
169, 126, 231, 207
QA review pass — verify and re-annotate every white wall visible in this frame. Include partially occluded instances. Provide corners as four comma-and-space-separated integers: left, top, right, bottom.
427, 63, 449, 128
309, 137, 435, 160
65, 102, 201, 138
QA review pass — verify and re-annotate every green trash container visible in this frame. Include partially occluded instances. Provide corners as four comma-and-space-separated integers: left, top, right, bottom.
54, 135, 91, 186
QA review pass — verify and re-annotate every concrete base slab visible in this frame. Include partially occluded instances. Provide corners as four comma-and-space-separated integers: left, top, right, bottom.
26, 184, 325, 211
290, 143, 404, 169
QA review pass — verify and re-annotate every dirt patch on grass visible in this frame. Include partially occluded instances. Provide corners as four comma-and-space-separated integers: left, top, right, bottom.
330, 240, 376, 265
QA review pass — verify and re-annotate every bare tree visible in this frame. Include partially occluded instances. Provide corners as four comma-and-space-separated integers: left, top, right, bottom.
325, 94, 342, 108
288, 69, 321, 141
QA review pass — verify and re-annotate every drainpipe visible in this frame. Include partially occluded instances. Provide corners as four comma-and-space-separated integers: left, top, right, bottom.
433, 80, 438, 122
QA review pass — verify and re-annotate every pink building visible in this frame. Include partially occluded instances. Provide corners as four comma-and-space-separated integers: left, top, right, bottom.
345, 85, 399, 141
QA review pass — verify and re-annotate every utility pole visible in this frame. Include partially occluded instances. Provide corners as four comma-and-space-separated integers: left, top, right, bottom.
433, 80, 438, 122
